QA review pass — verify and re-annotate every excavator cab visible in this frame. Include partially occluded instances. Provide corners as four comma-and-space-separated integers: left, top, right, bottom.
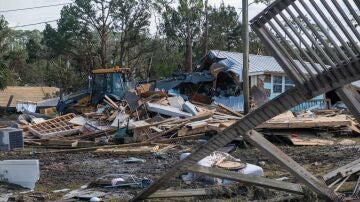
90, 66, 132, 105
57, 66, 133, 114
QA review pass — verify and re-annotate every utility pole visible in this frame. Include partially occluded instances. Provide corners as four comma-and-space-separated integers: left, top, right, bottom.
242, 0, 250, 114
202, 0, 209, 57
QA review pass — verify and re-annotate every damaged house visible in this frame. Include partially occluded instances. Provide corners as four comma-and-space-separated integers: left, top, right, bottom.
154, 50, 360, 112
154, 50, 323, 112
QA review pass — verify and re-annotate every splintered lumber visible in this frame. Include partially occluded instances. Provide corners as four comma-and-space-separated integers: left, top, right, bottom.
129, 120, 150, 129
35, 142, 153, 154
217, 103, 243, 117
149, 117, 178, 126
27, 139, 96, 148
146, 102, 192, 117
155, 134, 207, 143
189, 165, 304, 194
243, 130, 335, 199
95, 145, 159, 154
28, 113, 79, 139
104, 95, 119, 109
257, 115, 352, 129
67, 128, 117, 140
170, 111, 214, 125
323, 158, 360, 185
289, 136, 334, 146
145, 121, 189, 142
42, 139, 78, 147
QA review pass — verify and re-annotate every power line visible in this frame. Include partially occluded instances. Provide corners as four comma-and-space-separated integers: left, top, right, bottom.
10, 20, 58, 28
0, 3, 71, 13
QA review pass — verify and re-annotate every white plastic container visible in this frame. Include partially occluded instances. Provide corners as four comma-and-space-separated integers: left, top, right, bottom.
0, 159, 40, 189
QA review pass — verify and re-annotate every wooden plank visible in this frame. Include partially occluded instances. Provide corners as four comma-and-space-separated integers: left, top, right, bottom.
257, 115, 352, 129
323, 158, 360, 184
243, 130, 337, 200
189, 165, 304, 194
104, 95, 119, 109
217, 103, 243, 117
5, 95, 13, 113
289, 136, 334, 146
35, 142, 153, 154
95, 145, 158, 154
129, 120, 150, 129
148, 188, 208, 198
43, 139, 78, 147
178, 125, 208, 137
145, 121, 189, 142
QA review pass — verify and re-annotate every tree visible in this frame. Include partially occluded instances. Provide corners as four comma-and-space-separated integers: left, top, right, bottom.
207, 3, 242, 51
160, 0, 204, 72
111, 0, 151, 68
63, 0, 117, 68
0, 16, 10, 89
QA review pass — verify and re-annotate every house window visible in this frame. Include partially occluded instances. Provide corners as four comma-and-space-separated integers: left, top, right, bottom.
273, 76, 283, 93
284, 76, 294, 91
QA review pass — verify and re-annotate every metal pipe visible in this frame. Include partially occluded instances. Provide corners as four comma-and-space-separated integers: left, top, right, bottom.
267, 21, 313, 76
320, 0, 360, 53
331, 0, 360, 41
290, 1, 343, 63
284, 7, 335, 67
277, 9, 329, 72
276, 8, 337, 82
354, 0, 360, 10
272, 16, 323, 76
253, 25, 307, 85
344, 0, 360, 30
298, 0, 351, 61
309, 0, 357, 58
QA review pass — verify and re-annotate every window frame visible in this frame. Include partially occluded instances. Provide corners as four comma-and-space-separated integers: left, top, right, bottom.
272, 75, 283, 94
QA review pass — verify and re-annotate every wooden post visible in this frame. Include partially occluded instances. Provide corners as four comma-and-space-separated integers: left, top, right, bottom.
5, 95, 14, 113
189, 165, 304, 194
242, 0, 250, 114
336, 86, 360, 123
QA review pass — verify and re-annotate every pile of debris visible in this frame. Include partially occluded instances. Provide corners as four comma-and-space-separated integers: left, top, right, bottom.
12, 89, 245, 150
4, 86, 358, 150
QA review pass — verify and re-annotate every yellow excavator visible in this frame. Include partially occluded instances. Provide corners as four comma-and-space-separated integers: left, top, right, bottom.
56, 66, 133, 114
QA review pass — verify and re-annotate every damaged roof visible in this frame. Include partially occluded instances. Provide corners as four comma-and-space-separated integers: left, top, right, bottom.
204, 50, 323, 78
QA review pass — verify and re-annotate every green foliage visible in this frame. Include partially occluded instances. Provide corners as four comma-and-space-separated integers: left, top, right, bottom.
161, 0, 203, 40
0, 59, 9, 90
0, 15, 10, 89
207, 3, 242, 51
0, 1, 269, 93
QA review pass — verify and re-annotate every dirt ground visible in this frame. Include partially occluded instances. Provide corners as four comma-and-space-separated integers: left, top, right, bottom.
0, 139, 359, 201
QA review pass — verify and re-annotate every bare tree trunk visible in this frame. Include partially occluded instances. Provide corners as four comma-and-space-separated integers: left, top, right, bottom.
100, 32, 107, 69
185, 35, 193, 73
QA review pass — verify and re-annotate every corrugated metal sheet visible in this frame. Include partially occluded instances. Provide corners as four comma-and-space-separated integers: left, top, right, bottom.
208, 50, 320, 78
213, 95, 244, 112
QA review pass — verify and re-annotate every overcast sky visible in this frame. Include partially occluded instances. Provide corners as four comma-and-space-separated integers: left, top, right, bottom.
1, 0, 267, 32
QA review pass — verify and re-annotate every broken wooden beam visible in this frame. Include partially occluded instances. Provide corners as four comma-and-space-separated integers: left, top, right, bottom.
189, 165, 304, 194
243, 130, 338, 200
323, 158, 360, 185
217, 103, 243, 117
